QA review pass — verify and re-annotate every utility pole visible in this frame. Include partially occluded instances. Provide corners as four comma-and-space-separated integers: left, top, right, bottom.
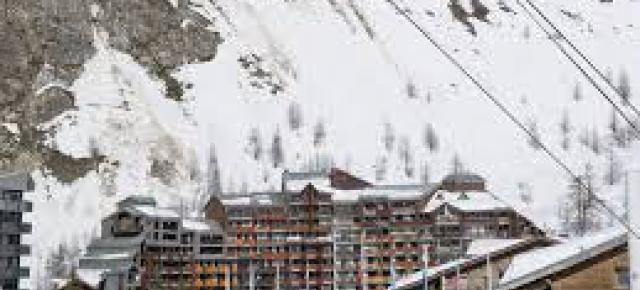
486, 253, 492, 290
629, 167, 640, 290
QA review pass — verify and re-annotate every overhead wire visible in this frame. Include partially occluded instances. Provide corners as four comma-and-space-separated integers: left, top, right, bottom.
516, 0, 640, 121
384, 0, 640, 238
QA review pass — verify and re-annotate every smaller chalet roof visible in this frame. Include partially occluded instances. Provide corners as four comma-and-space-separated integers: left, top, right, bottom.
442, 172, 485, 184
424, 190, 510, 213
498, 229, 626, 290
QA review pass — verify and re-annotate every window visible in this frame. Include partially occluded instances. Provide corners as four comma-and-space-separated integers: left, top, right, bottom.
616, 268, 630, 289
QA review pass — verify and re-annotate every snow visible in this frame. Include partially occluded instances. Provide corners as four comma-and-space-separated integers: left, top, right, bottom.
332, 188, 425, 202
133, 206, 180, 218
424, 190, 511, 212
24, 0, 640, 287
76, 268, 107, 288
221, 196, 252, 206
285, 178, 333, 192
466, 239, 523, 257
499, 229, 626, 289
389, 259, 470, 290
182, 219, 213, 232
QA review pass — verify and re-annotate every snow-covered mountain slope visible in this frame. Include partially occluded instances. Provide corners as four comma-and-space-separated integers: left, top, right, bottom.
8, 0, 640, 287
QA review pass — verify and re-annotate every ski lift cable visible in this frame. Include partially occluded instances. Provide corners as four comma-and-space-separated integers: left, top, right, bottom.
384, 0, 640, 239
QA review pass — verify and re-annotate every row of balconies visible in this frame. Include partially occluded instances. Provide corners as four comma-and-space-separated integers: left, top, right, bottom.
0, 200, 32, 212
0, 244, 30, 256
0, 222, 31, 233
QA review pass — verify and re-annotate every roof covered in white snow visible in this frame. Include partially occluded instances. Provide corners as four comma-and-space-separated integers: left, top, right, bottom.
466, 239, 524, 257
498, 229, 627, 290
132, 205, 180, 218
424, 190, 511, 212
76, 268, 108, 288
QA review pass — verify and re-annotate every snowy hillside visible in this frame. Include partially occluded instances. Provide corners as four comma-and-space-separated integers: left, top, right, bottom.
7, 0, 640, 287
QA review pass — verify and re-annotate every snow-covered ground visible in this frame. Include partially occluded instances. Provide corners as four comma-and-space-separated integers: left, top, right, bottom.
22, 0, 640, 287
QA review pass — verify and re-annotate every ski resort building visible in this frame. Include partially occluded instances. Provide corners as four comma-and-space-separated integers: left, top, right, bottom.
204, 168, 544, 290
0, 173, 33, 290
74, 196, 227, 290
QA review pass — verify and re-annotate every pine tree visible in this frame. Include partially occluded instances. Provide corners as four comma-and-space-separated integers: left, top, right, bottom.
382, 122, 395, 152
451, 154, 463, 174
590, 126, 601, 155
247, 127, 262, 160
271, 129, 284, 168
207, 143, 222, 195
287, 102, 303, 131
313, 120, 326, 147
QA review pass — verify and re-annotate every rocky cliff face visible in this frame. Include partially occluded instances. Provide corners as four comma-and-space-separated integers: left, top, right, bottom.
0, 0, 221, 181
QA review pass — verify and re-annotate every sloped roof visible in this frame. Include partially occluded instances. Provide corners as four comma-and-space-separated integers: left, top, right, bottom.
424, 190, 510, 212
498, 229, 626, 290
442, 172, 485, 184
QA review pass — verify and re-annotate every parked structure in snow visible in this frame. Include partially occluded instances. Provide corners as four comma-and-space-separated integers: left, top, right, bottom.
205, 168, 544, 290
0, 173, 33, 290
73, 196, 227, 290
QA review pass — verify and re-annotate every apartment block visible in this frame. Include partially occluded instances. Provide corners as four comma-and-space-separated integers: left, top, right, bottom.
0, 173, 33, 290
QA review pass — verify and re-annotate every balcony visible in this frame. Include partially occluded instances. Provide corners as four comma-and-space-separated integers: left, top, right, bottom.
0, 200, 32, 212
0, 222, 31, 233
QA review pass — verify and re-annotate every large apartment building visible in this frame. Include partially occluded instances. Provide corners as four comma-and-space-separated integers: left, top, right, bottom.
205, 168, 544, 290
75, 196, 227, 290
0, 173, 33, 290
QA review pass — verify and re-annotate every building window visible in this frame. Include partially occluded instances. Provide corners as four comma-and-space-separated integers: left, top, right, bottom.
616, 268, 630, 289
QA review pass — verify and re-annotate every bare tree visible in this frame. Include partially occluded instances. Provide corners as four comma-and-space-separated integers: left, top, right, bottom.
207, 143, 222, 195
573, 82, 583, 102
420, 161, 430, 185
382, 122, 395, 152
246, 127, 263, 160
560, 163, 603, 236
560, 110, 571, 151
287, 102, 303, 131
527, 119, 542, 150
423, 123, 439, 152
604, 146, 621, 186
618, 69, 631, 105
271, 129, 284, 168
397, 136, 414, 178
375, 156, 388, 181
313, 119, 326, 147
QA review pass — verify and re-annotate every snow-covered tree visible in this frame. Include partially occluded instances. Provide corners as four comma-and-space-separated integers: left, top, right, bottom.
559, 163, 603, 236
451, 153, 463, 174
423, 123, 439, 152
517, 182, 533, 206
206, 143, 222, 195
382, 122, 395, 152
271, 129, 284, 168
287, 102, 303, 131
313, 119, 326, 147
246, 127, 263, 161
590, 126, 601, 155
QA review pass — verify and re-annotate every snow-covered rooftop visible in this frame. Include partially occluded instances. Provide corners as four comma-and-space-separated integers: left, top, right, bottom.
285, 178, 333, 192
466, 239, 523, 257
389, 259, 470, 290
76, 268, 107, 288
332, 188, 426, 202
424, 190, 511, 212
498, 229, 627, 290
182, 219, 223, 233
132, 205, 180, 218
